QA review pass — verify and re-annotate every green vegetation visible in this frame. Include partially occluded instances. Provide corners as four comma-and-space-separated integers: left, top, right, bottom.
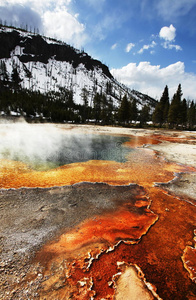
152, 85, 169, 127
153, 84, 196, 129
0, 81, 195, 129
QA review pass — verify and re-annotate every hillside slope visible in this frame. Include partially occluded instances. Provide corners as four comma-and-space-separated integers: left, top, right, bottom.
0, 25, 157, 122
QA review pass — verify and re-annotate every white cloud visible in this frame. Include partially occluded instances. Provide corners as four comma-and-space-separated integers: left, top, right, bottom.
43, 8, 87, 47
163, 42, 182, 51
159, 24, 182, 51
111, 43, 117, 50
155, 0, 196, 21
159, 24, 176, 41
125, 43, 135, 53
0, 0, 88, 47
111, 61, 196, 100
138, 41, 156, 54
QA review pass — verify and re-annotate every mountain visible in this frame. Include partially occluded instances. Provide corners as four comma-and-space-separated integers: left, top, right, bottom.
0, 25, 157, 122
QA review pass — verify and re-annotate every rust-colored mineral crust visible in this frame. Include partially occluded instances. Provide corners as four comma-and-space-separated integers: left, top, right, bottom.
36, 205, 157, 256
32, 189, 158, 299
0, 130, 196, 300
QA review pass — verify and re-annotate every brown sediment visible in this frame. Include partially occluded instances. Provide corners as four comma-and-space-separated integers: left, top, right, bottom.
34, 198, 158, 265
32, 187, 158, 300
0, 129, 196, 299
67, 187, 196, 300
31, 186, 196, 300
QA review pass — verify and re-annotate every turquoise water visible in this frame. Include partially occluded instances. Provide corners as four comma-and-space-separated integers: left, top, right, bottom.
1, 132, 133, 170
51, 134, 132, 165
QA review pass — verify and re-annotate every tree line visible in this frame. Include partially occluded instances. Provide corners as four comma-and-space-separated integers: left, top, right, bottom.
0, 75, 195, 129
152, 84, 196, 129
117, 84, 196, 129
0, 76, 151, 126
0, 20, 40, 36
0, 82, 114, 124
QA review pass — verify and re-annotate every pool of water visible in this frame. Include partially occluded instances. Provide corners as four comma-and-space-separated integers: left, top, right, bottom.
0, 126, 133, 170
51, 134, 132, 164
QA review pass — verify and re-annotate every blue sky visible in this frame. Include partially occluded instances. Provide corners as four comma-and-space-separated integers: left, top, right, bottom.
1, 0, 196, 99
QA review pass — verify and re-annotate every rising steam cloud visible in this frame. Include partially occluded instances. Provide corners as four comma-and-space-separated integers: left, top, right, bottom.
0, 122, 64, 166
0, 122, 130, 169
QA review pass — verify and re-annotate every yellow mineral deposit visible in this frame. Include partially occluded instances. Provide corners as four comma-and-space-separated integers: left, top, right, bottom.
0, 127, 196, 299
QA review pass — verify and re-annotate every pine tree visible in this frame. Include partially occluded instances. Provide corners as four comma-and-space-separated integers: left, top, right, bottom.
180, 98, 187, 126
129, 98, 138, 123
162, 86, 170, 123
118, 94, 130, 124
81, 87, 89, 123
168, 84, 182, 128
106, 97, 114, 124
139, 105, 150, 127
187, 101, 196, 129
152, 85, 169, 127
93, 93, 102, 124
11, 67, 22, 89
152, 102, 162, 126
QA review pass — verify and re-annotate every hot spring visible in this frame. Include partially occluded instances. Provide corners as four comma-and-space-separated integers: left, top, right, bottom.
0, 123, 133, 170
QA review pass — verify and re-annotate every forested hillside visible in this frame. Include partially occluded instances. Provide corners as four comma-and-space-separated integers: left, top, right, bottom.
0, 24, 195, 128
0, 25, 157, 124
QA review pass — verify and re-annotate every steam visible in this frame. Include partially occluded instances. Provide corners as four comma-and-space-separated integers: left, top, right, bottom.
0, 122, 131, 170
0, 123, 61, 168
